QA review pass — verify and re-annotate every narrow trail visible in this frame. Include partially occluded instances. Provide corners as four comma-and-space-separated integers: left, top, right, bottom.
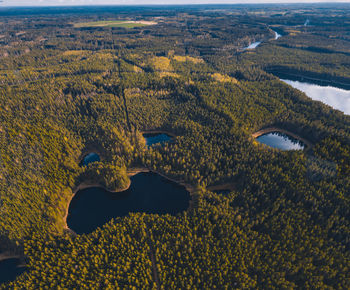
121, 90, 132, 132
116, 57, 132, 131
145, 226, 161, 290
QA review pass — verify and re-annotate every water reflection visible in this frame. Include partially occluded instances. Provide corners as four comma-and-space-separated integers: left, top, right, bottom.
143, 133, 172, 146
80, 152, 100, 167
282, 79, 350, 115
245, 41, 261, 50
273, 30, 282, 40
256, 132, 305, 151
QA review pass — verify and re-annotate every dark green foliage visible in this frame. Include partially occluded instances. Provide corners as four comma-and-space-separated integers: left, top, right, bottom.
0, 4, 350, 289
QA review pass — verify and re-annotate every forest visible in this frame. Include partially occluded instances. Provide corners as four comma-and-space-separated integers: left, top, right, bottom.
0, 3, 349, 288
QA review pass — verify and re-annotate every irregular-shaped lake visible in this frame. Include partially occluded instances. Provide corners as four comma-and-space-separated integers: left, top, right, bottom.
0, 258, 26, 284
143, 133, 172, 146
281, 79, 350, 115
80, 152, 100, 167
67, 172, 190, 234
256, 132, 305, 151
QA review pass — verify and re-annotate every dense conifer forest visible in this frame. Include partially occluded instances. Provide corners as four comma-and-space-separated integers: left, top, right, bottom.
0, 4, 349, 288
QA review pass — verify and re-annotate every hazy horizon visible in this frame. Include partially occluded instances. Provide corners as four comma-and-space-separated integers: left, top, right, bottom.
2, 0, 350, 8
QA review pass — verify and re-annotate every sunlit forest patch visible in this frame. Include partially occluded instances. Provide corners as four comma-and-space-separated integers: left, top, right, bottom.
73, 20, 157, 28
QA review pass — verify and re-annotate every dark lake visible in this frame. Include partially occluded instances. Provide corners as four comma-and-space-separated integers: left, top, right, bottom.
67, 172, 190, 234
0, 258, 26, 284
256, 132, 305, 151
143, 133, 172, 146
80, 152, 100, 167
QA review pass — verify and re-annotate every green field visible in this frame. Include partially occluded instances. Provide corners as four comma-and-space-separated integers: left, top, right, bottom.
73, 20, 155, 28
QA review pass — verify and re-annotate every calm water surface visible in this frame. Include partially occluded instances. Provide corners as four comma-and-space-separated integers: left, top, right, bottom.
256, 132, 305, 151
80, 152, 100, 167
0, 258, 26, 284
282, 79, 350, 115
143, 133, 172, 146
67, 172, 190, 234
273, 30, 282, 40
245, 41, 261, 50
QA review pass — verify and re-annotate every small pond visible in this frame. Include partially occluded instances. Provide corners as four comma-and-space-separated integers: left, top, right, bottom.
256, 131, 305, 151
80, 152, 100, 167
0, 258, 26, 284
67, 172, 190, 234
143, 132, 173, 146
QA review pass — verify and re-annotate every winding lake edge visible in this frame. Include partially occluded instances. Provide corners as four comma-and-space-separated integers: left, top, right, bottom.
63, 167, 195, 234
252, 127, 313, 151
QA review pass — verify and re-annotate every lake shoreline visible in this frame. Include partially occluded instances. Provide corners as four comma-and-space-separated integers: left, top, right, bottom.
266, 67, 350, 90
142, 130, 177, 139
0, 252, 21, 263
0, 253, 26, 270
63, 167, 195, 234
252, 127, 313, 151
281, 79, 350, 115
78, 147, 104, 166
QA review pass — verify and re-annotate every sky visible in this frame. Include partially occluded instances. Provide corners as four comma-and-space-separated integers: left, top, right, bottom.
1, 0, 350, 7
